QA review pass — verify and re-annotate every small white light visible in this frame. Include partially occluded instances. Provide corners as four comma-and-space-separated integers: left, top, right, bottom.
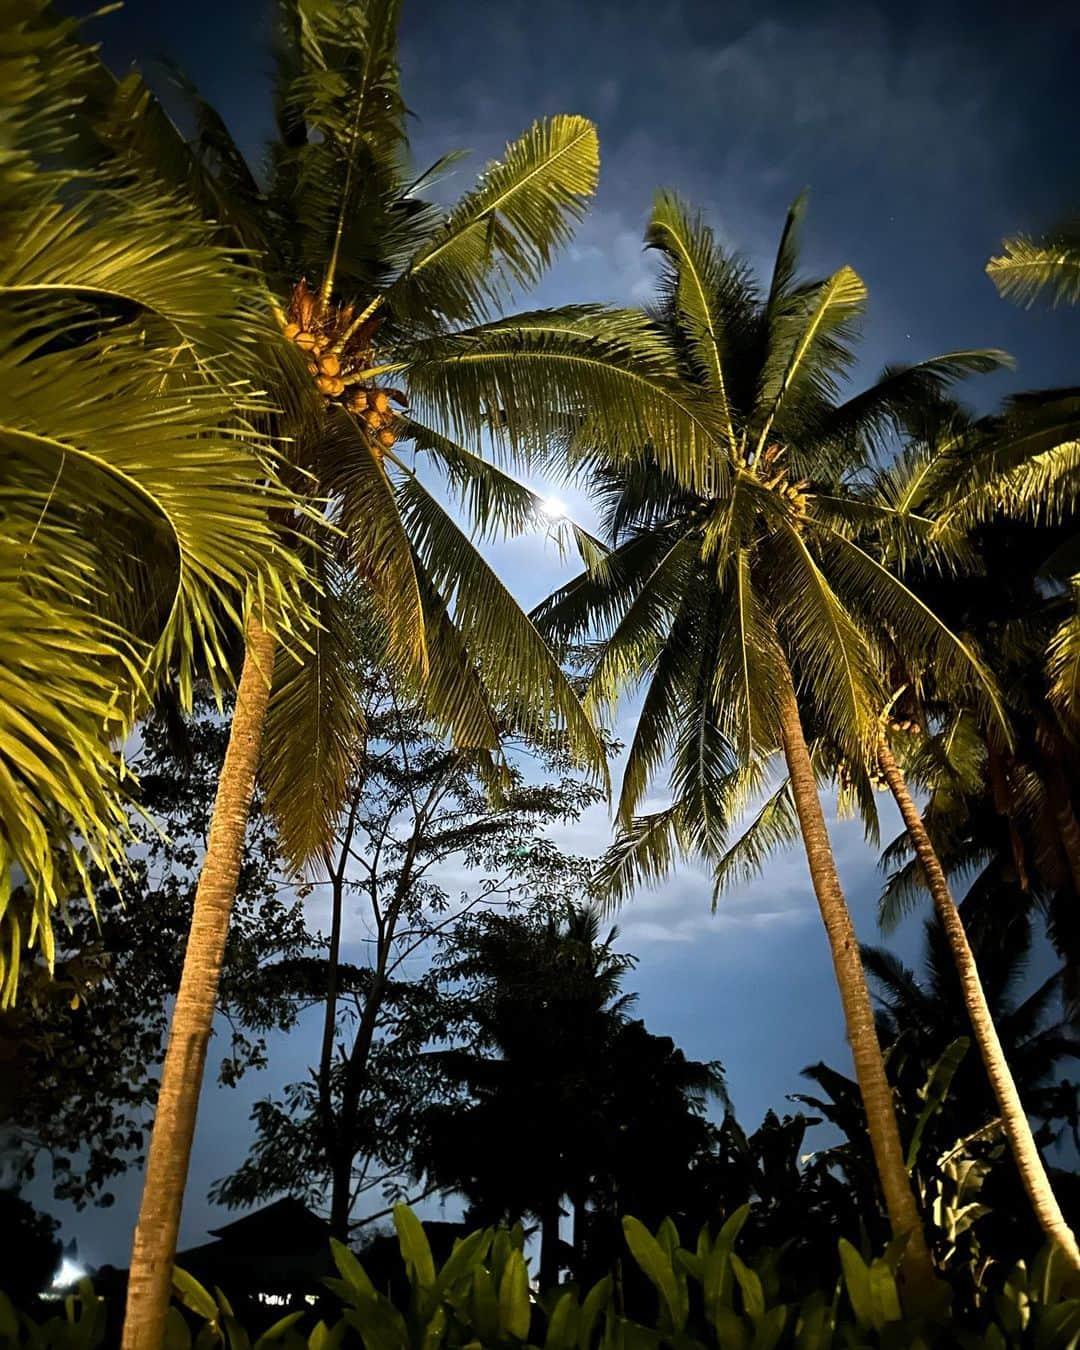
540, 495, 567, 521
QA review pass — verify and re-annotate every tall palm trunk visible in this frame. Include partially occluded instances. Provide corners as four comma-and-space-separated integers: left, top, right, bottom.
876, 735, 1080, 1271
122, 615, 277, 1350
776, 679, 936, 1298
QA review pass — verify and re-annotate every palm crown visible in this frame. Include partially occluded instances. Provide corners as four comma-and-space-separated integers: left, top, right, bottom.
91, 0, 613, 870
531, 192, 1008, 900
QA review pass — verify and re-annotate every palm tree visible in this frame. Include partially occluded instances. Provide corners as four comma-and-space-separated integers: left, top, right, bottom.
532, 192, 1015, 1295
417, 904, 636, 1286
83, 4, 616, 1341
416, 904, 724, 1288
841, 412, 1080, 1266
0, 2, 300, 1003
858, 910, 1078, 1282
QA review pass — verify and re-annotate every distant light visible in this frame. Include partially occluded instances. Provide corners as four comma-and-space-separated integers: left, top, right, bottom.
52, 1256, 86, 1291
540, 495, 567, 522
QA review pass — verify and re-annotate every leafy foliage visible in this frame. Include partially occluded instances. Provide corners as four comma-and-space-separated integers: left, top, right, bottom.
6, 1205, 1080, 1348
0, 695, 312, 1208
0, 0, 303, 990
211, 659, 606, 1235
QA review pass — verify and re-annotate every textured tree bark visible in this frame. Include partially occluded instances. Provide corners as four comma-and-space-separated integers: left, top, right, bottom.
121, 616, 277, 1350
776, 679, 936, 1299
877, 734, 1080, 1272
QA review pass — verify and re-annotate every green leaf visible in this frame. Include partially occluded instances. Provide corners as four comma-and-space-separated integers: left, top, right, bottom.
172, 1267, 221, 1324
867, 1258, 902, 1329
434, 1230, 494, 1298
987, 227, 1080, 309
545, 1291, 580, 1350
730, 1255, 765, 1321
498, 1249, 531, 1341
906, 1037, 969, 1170
395, 1204, 436, 1289
330, 1238, 377, 1301
163, 1308, 193, 1350
253, 1312, 305, 1347
622, 1217, 687, 1331
470, 1267, 500, 1345
838, 1240, 874, 1329
578, 1277, 612, 1350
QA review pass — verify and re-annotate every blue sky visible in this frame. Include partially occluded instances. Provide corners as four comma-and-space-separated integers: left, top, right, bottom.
43, 0, 1080, 1269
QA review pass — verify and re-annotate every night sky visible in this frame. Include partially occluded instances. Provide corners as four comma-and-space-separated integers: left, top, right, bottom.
44, 0, 1080, 1270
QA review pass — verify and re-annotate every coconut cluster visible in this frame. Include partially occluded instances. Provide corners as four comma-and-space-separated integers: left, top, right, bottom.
278, 279, 405, 453
757, 443, 808, 514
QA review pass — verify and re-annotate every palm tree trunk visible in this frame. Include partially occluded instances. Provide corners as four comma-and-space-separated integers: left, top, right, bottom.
121, 615, 277, 1350
776, 679, 936, 1298
877, 734, 1080, 1271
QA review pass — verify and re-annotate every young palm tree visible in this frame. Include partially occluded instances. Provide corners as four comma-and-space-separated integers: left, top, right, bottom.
88, 4, 616, 1342
531, 192, 1014, 1295
0, 1, 301, 1003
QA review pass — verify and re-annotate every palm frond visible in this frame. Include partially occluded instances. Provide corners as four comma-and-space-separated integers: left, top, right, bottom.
987, 226, 1080, 309
385, 115, 598, 326
754, 265, 867, 455
765, 190, 808, 315
645, 190, 750, 454
403, 415, 604, 564
1, 182, 267, 358
1047, 584, 1080, 723
393, 473, 606, 779
614, 593, 710, 825
595, 805, 689, 910
818, 351, 1011, 463
272, 0, 407, 293
260, 563, 367, 871
406, 306, 724, 493
710, 776, 799, 903
409, 558, 503, 754
772, 520, 881, 766
810, 519, 1011, 741
585, 533, 698, 715
530, 526, 680, 647
310, 408, 427, 678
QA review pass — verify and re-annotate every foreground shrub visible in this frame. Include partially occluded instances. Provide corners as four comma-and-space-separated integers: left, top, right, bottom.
2, 1206, 1078, 1348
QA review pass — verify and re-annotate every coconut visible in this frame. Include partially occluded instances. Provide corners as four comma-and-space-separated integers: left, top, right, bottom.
283, 321, 300, 340
372, 389, 390, 413
349, 389, 369, 412
318, 353, 341, 377
377, 428, 396, 449
294, 332, 317, 351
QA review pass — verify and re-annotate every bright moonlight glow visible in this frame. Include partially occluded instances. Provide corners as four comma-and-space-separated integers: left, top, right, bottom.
540, 495, 567, 521
52, 1256, 87, 1290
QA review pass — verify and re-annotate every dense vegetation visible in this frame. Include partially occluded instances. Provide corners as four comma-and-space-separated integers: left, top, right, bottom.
2, 0, 1079, 1345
